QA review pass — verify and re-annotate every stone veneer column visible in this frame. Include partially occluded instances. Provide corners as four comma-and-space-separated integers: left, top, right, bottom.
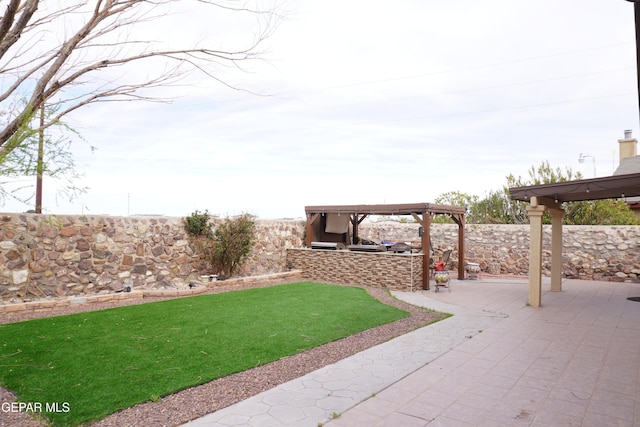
526, 205, 545, 307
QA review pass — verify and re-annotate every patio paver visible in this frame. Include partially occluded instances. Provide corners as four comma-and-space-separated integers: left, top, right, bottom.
181, 278, 640, 427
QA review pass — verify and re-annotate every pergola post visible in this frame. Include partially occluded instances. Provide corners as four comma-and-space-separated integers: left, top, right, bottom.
351, 214, 359, 244
453, 213, 465, 279
305, 213, 320, 247
527, 203, 545, 307
550, 208, 564, 292
352, 213, 368, 244
421, 212, 432, 290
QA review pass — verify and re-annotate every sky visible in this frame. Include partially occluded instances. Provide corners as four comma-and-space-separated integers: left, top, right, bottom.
2, 0, 640, 219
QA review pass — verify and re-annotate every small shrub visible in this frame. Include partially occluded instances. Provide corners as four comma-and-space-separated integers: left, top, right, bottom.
209, 213, 256, 277
184, 210, 212, 237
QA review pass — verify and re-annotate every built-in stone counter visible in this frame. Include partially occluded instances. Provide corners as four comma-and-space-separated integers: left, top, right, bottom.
286, 248, 425, 291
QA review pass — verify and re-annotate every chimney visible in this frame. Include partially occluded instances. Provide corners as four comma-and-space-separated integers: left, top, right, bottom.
619, 129, 637, 162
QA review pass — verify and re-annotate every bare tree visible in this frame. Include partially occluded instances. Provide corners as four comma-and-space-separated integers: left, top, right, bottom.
0, 0, 279, 158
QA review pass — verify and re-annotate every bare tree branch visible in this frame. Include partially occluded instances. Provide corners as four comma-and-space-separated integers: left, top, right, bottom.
0, 0, 38, 58
0, 0, 280, 156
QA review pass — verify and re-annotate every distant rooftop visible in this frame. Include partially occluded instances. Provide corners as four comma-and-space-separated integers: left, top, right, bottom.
614, 156, 640, 176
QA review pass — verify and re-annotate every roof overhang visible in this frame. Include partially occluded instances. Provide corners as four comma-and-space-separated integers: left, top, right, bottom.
509, 172, 640, 203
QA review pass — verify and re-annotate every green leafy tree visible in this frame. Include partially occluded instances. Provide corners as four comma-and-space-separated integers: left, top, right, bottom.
508, 160, 582, 187
473, 189, 528, 224
433, 191, 477, 223
471, 161, 638, 224
0, 102, 92, 210
564, 199, 639, 225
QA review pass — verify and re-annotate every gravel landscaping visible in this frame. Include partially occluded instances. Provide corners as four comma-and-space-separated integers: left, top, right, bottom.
0, 281, 445, 427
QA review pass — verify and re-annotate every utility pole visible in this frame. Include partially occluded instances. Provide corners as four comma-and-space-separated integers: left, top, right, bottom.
627, 0, 640, 126
35, 103, 44, 214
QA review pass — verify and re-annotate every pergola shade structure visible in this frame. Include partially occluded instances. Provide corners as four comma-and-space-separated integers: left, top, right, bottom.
509, 173, 640, 203
509, 172, 640, 307
304, 203, 466, 290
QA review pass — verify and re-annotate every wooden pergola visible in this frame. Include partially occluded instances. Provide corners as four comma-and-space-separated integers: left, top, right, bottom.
509, 172, 640, 307
304, 203, 466, 290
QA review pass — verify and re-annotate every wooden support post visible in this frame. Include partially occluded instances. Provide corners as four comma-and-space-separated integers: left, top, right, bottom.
351, 215, 358, 244
421, 212, 432, 290
305, 213, 320, 247
456, 214, 465, 279
350, 213, 368, 244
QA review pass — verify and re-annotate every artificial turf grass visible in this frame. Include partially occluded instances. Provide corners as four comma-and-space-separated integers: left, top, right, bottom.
0, 282, 410, 426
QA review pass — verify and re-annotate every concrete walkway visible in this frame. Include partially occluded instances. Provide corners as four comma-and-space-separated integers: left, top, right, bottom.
182, 278, 640, 426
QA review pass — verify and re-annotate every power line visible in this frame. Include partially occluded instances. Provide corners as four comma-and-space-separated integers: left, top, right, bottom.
276, 42, 635, 95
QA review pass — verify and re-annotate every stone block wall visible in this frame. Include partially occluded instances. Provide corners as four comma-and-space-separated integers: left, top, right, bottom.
551, 225, 640, 281
238, 219, 305, 276
359, 222, 640, 282
0, 213, 304, 302
2, 212, 640, 302
0, 214, 199, 301
286, 248, 423, 291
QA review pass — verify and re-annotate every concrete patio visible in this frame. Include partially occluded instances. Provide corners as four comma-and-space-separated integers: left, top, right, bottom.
184, 277, 640, 426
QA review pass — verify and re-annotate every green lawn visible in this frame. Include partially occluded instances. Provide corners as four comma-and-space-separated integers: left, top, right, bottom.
0, 282, 410, 426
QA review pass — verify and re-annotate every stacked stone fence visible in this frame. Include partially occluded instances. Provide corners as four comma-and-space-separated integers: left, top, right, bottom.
1, 213, 639, 302
357, 221, 640, 282
0, 213, 304, 303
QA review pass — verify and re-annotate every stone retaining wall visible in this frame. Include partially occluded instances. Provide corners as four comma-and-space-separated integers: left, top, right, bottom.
0, 213, 304, 303
2, 212, 640, 302
359, 222, 640, 282
0, 214, 197, 302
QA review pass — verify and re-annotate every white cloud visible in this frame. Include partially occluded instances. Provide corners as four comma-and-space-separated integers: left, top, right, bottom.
2, 0, 638, 218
